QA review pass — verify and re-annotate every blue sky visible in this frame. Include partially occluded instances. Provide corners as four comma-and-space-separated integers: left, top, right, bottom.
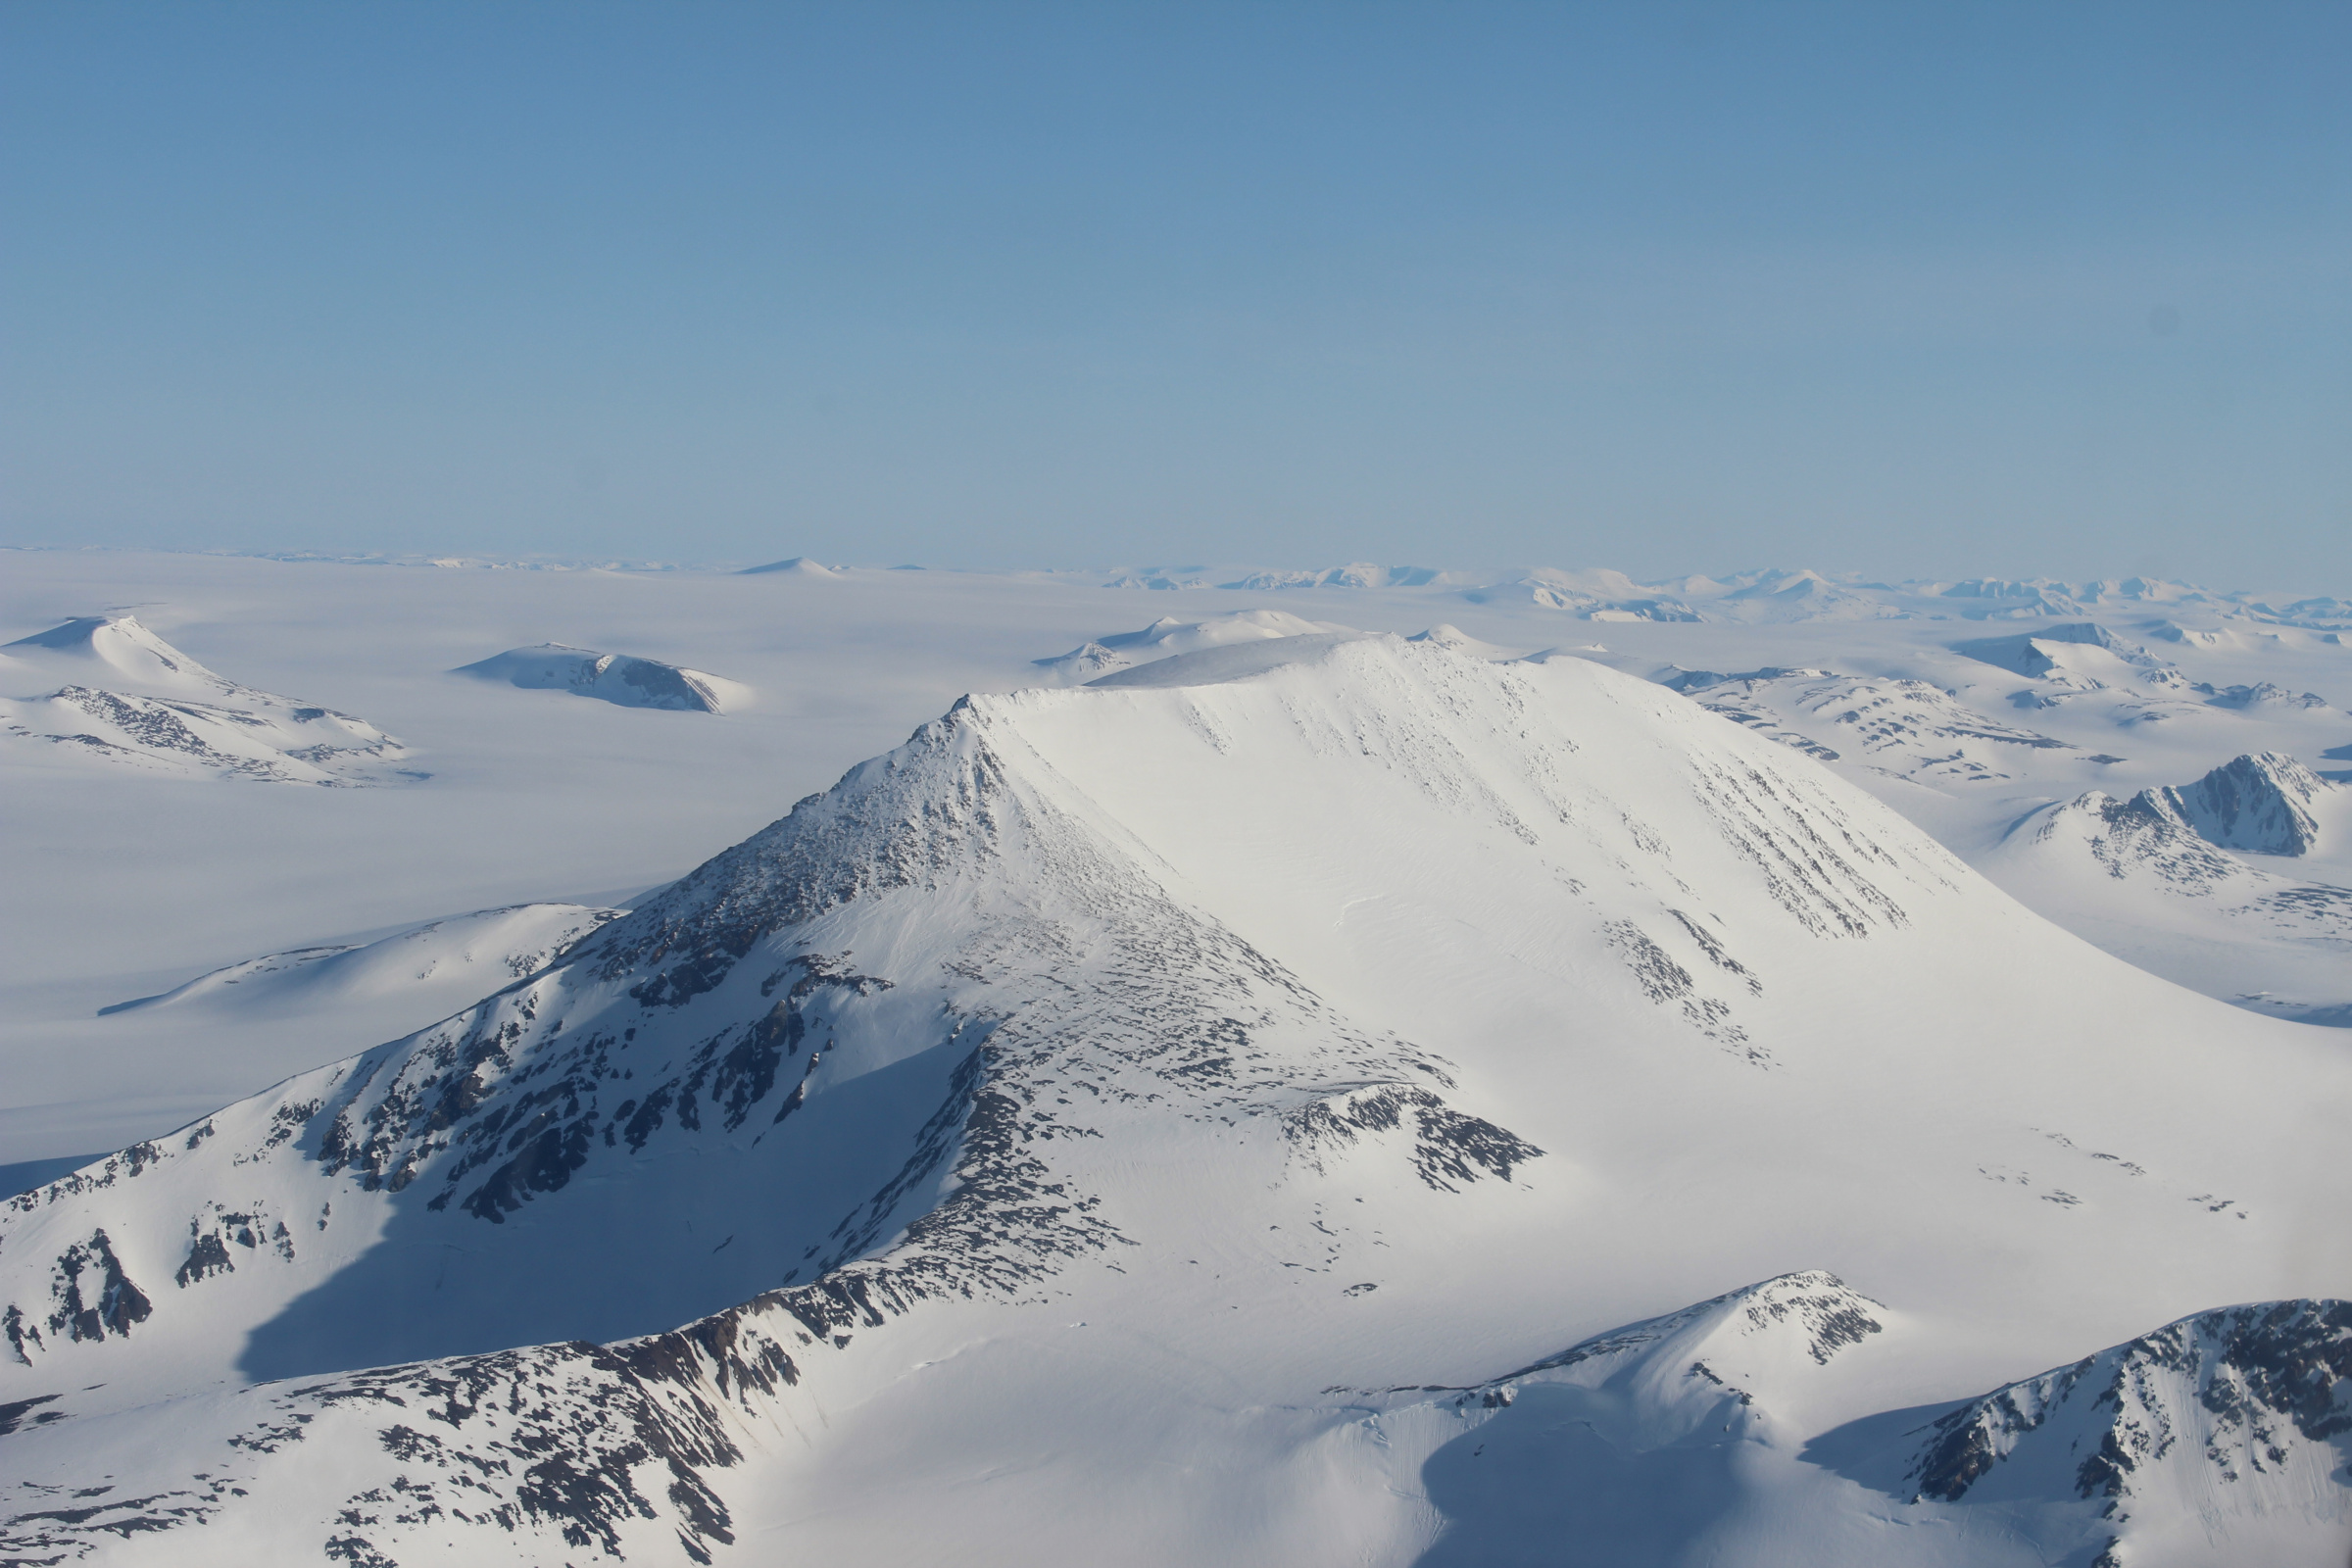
4, 1, 2346, 587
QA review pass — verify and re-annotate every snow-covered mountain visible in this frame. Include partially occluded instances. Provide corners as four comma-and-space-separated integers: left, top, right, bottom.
3, 632, 2345, 1564
456, 644, 750, 712
2144, 751, 2339, 856
737, 556, 843, 578
1887, 1298, 2352, 1566
0, 615, 416, 784
1981, 756, 2352, 1026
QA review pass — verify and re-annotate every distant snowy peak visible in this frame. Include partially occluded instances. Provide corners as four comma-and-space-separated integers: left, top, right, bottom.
1218, 564, 1456, 592
1987, 765, 2352, 1024
0, 615, 416, 785
2003, 753, 2337, 874
1464, 566, 1703, 621
1085, 563, 2351, 633
1935, 577, 2090, 616
738, 556, 842, 578
2154, 751, 2337, 857
2, 613, 240, 697
1100, 567, 1211, 590
1405, 623, 1525, 661
1951, 622, 2158, 677
2011, 789, 2255, 897
1702, 568, 1901, 621
456, 644, 749, 712
2249, 595, 2352, 631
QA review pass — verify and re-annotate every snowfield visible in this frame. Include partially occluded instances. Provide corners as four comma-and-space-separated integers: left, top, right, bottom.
0, 551, 2346, 1565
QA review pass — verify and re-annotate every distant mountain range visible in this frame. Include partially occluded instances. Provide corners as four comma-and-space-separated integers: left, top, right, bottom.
1098, 563, 2352, 630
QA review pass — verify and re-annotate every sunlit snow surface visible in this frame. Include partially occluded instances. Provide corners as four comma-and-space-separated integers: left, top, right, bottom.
0, 552, 2347, 1566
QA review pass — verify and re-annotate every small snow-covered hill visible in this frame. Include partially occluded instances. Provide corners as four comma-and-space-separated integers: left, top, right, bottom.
0, 632, 2345, 1564
1351, 1276, 2352, 1566
738, 555, 842, 577
0, 615, 416, 785
456, 644, 750, 712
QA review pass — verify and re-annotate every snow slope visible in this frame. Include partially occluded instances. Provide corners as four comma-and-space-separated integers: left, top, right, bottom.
2, 633, 2345, 1564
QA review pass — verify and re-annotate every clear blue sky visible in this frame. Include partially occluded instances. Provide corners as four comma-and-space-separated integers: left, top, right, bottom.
4, 1, 2346, 587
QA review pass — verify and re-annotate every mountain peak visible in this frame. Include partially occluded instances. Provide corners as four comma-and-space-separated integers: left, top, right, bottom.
2152, 751, 2335, 857
738, 556, 841, 577
3, 613, 234, 696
